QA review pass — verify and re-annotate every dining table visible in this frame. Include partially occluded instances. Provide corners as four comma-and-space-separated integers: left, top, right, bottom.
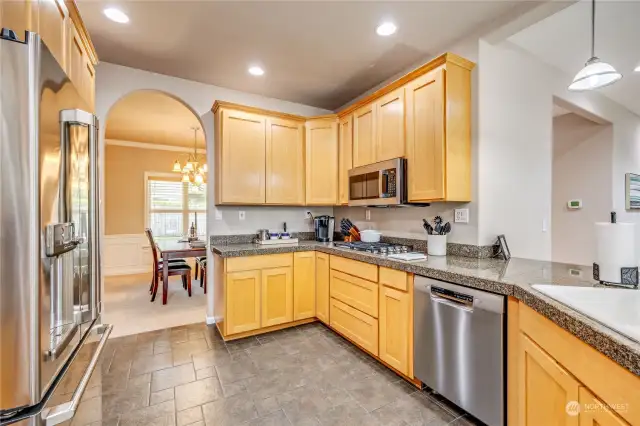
155, 240, 207, 305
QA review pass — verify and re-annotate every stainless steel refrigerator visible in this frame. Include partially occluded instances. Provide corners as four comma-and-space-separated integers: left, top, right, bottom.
0, 30, 112, 426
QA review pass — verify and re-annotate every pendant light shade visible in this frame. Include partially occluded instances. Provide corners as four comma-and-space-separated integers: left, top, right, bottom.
181, 173, 190, 183
569, 57, 622, 91
172, 160, 182, 172
568, 0, 621, 91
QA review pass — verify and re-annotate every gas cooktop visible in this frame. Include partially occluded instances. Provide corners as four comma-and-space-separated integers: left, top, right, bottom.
334, 241, 410, 255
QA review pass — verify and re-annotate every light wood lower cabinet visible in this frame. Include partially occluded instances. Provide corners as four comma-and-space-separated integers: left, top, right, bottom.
225, 270, 261, 334
518, 333, 580, 426
261, 267, 293, 327
330, 297, 378, 356
578, 388, 629, 426
378, 285, 410, 375
330, 269, 378, 318
293, 252, 315, 320
315, 252, 330, 324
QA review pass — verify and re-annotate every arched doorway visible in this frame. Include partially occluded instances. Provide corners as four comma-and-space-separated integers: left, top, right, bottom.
102, 89, 208, 337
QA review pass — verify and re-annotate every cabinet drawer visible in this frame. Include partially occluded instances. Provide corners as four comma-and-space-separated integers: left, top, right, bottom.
330, 270, 378, 318
330, 255, 378, 282
330, 298, 378, 356
379, 267, 408, 291
226, 253, 293, 272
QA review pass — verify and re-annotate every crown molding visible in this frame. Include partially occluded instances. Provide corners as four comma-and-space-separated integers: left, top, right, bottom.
106, 139, 206, 154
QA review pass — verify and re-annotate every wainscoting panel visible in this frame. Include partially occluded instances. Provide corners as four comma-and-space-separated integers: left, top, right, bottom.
104, 234, 152, 276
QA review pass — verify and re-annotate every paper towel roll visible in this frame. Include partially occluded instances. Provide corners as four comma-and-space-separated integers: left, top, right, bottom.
595, 222, 637, 283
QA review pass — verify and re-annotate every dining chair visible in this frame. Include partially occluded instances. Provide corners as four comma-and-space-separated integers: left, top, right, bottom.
196, 257, 207, 294
145, 229, 187, 293
145, 228, 192, 301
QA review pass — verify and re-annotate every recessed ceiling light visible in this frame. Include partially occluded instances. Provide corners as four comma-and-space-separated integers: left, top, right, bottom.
103, 8, 129, 24
248, 66, 265, 76
376, 22, 397, 36
635, 64, 640, 72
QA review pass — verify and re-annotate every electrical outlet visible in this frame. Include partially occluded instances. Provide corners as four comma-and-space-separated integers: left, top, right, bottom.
305, 211, 313, 220
239, 211, 246, 221
454, 208, 469, 223
365, 209, 371, 221
215, 210, 222, 220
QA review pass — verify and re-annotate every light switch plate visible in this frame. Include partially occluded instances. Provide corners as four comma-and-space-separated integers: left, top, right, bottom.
239, 211, 246, 221
454, 209, 469, 223
215, 210, 222, 220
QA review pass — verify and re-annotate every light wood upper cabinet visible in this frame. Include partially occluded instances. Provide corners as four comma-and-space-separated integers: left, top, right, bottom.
261, 267, 293, 327
353, 103, 377, 167
518, 333, 580, 426
315, 252, 330, 324
305, 117, 338, 205
266, 118, 304, 205
67, 18, 93, 110
39, 0, 68, 69
375, 88, 405, 162
338, 115, 353, 205
293, 252, 315, 320
406, 68, 445, 202
579, 388, 629, 426
216, 109, 267, 204
379, 285, 410, 376
225, 270, 261, 335
0, 0, 38, 38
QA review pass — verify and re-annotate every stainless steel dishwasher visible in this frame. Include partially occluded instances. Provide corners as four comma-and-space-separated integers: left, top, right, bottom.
414, 276, 505, 426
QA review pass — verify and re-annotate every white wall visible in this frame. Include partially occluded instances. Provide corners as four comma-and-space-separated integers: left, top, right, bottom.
476, 39, 640, 261
552, 113, 612, 265
95, 62, 332, 319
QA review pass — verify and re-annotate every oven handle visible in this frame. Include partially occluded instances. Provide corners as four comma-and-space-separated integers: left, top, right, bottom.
41, 324, 112, 426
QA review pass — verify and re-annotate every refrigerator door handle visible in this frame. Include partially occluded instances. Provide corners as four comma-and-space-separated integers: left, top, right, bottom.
40, 324, 112, 426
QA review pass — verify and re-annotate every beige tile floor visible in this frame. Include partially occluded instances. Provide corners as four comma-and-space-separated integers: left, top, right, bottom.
54, 322, 485, 426
102, 273, 208, 338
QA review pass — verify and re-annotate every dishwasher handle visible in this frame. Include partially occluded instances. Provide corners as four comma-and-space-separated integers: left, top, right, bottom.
430, 285, 474, 311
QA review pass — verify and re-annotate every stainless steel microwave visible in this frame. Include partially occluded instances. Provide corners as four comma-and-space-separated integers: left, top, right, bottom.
348, 158, 407, 206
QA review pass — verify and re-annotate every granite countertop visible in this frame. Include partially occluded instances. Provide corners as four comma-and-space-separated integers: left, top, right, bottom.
210, 240, 640, 377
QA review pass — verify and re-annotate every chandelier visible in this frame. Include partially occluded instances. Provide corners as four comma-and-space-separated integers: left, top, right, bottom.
172, 127, 207, 185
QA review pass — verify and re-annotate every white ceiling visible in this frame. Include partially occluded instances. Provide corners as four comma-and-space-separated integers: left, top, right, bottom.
105, 90, 206, 148
78, 1, 530, 110
509, 0, 640, 117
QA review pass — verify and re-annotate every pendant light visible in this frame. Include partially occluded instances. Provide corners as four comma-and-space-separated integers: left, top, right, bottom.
569, 0, 621, 91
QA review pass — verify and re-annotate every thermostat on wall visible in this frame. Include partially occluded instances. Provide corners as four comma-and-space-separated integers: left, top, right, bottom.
567, 199, 583, 209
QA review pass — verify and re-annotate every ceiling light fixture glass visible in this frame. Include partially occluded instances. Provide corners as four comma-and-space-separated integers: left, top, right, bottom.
103, 8, 129, 24
568, 0, 621, 91
248, 66, 265, 76
172, 127, 206, 186
634, 64, 640, 72
376, 22, 397, 36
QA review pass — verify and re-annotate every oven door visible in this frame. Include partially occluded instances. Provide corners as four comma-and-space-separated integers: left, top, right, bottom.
348, 158, 405, 206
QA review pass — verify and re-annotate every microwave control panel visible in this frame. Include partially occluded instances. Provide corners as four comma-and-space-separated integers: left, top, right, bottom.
381, 169, 396, 198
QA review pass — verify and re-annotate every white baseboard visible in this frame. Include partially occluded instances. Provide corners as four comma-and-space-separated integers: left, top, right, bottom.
205, 316, 216, 325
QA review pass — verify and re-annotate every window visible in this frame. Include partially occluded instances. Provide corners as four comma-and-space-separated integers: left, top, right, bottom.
146, 174, 206, 238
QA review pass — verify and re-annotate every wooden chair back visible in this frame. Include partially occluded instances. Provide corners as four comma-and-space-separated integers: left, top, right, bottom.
145, 228, 160, 267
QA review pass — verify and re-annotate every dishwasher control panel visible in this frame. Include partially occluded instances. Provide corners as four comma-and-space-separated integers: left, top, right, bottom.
431, 286, 474, 307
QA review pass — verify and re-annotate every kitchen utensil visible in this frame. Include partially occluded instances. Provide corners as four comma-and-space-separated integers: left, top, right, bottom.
423, 219, 434, 235
360, 230, 382, 243
441, 222, 451, 235
257, 229, 270, 241
427, 234, 447, 256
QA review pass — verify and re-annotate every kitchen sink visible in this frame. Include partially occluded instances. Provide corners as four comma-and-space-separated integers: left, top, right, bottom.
531, 284, 640, 344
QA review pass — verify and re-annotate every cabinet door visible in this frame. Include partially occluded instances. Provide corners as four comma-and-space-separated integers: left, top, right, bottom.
266, 118, 304, 205
305, 119, 338, 205
0, 0, 38, 39
519, 333, 580, 426
220, 109, 266, 204
38, 0, 67, 69
353, 103, 376, 167
376, 88, 405, 162
261, 267, 293, 327
315, 252, 330, 324
293, 252, 315, 320
67, 21, 86, 99
378, 286, 410, 375
579, 388, 629, 426
405, 68, 445, 202
338, 115, 353, 205
226, 270, 261, 335
84, 60, 95, 112
330, 297, 378, 356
